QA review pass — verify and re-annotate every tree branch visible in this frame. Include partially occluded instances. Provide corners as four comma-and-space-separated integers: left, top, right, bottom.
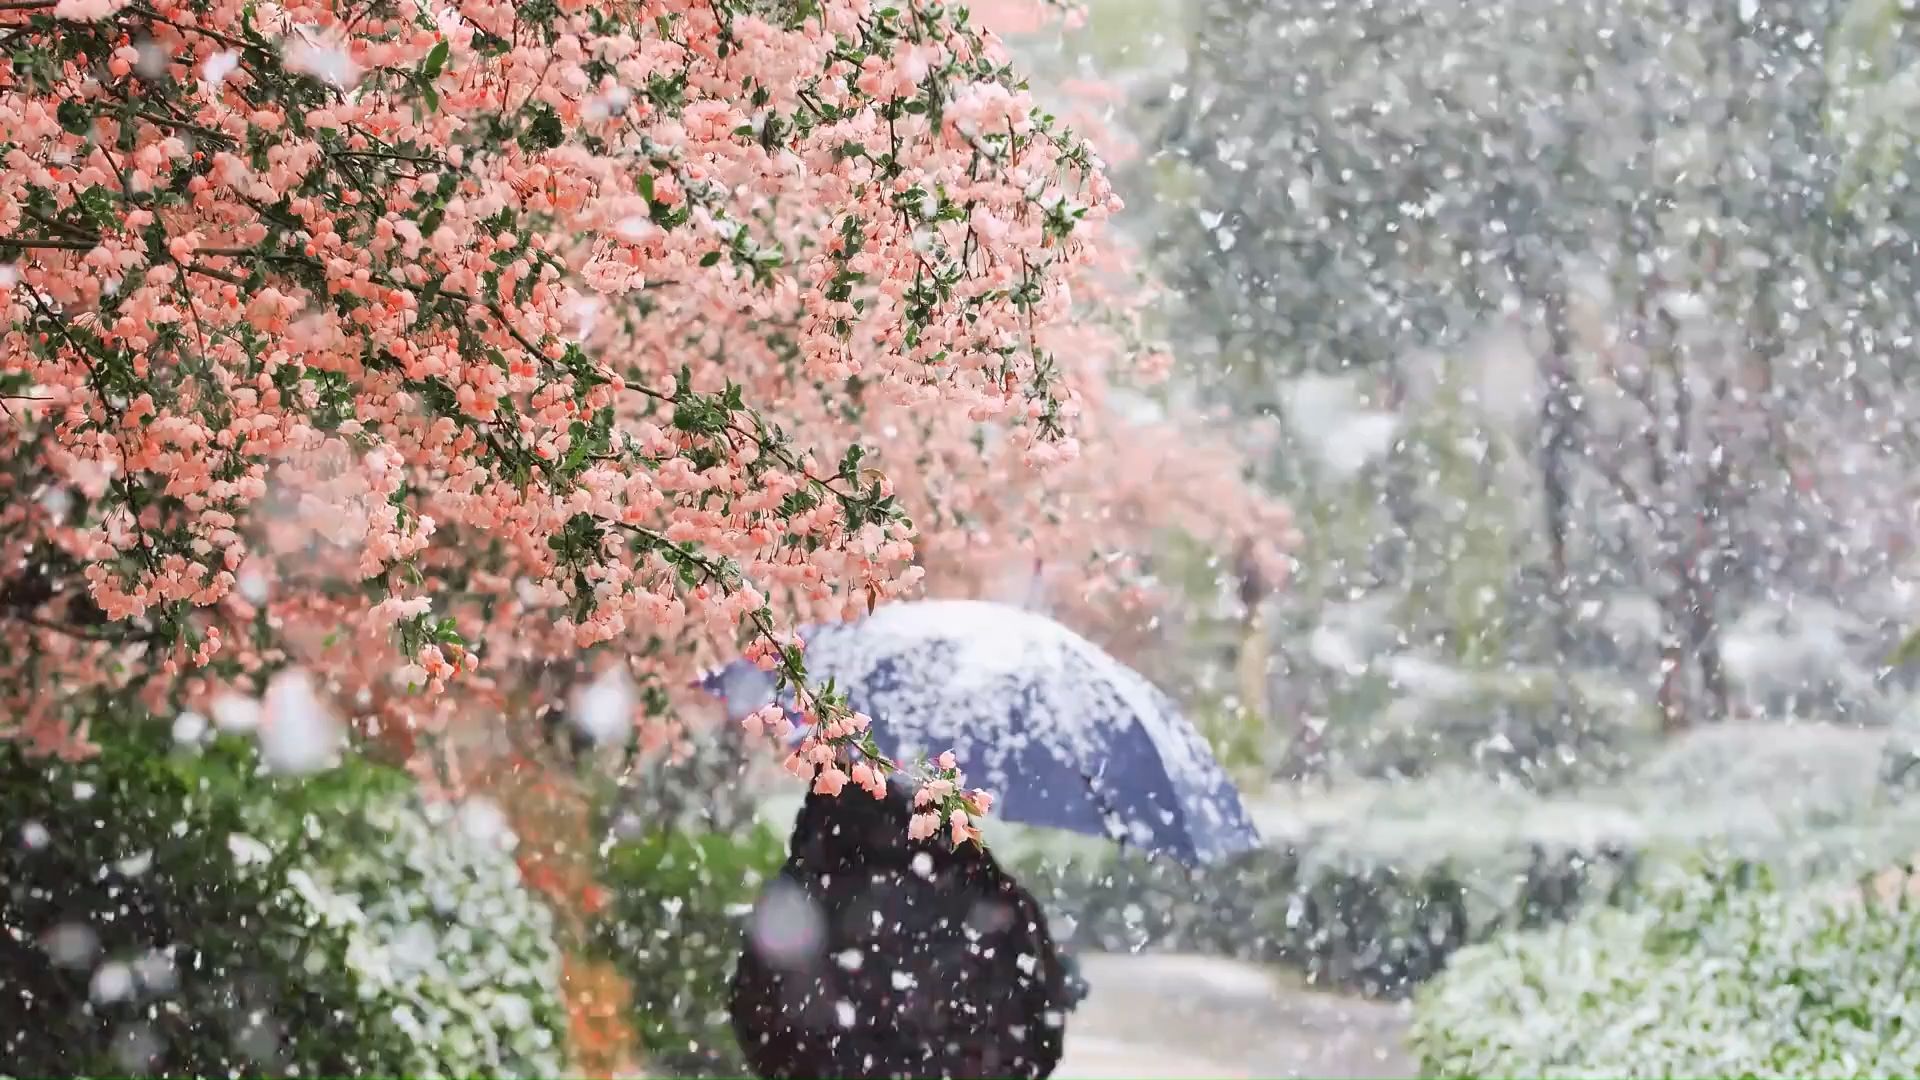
0, 236, 96, 251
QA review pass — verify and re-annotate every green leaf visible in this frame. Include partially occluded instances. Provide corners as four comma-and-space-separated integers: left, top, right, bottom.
699, 250, 722, 267
422, 39, 450, 79
75, 185, 118, 230
560, 420, 591, 476
518, 106, 565, 152
56, 100, 90, 136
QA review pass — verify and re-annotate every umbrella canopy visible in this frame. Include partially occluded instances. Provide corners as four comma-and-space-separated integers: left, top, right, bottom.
702, 599, 1261, 864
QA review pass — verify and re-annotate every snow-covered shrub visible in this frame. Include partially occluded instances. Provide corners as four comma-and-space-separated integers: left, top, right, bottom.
1610, 722, 1920, 880
596, 826, 785, 1077
1025, 773, 1642, 997
1327, 666, 1656, 790
1291, 727, 1920, 995
1631, 721, 1898, 834
1253, 776, 1644, 996
1412, 860, 1920, 1078
1024, 846, 1290, 960
1, 734, 411, 1077
1031, 723, 1920, 1000
1878, 726, 1920, 795
260, 793, 570, 1079
0, 729, 566, 1078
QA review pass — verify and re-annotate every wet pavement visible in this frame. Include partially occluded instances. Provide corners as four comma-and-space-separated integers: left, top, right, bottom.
1054, 952, 1414, 1079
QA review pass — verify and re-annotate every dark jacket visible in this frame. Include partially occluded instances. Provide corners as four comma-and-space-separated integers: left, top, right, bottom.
730, 782, 1071, 1079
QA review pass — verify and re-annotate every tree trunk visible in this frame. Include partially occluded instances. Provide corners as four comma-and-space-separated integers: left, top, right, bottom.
1692, 387, 1734, 722
1656, 590, 1692, 733
1538, 286, 1579, 668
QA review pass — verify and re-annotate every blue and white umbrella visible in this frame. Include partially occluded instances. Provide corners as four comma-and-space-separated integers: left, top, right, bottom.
701, 599, 1261, 864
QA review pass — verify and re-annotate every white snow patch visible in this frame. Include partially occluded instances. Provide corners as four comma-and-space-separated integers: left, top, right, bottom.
211, 692, 261, 734
259, 668, 343, 775
569, 665, 634, 746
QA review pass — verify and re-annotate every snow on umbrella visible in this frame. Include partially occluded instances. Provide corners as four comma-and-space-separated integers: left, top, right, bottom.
701, 599, 1261, 865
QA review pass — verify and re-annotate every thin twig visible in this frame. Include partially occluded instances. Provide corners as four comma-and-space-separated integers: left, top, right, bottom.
0, 236, 95, 251
1587, 452, 1662, 527
127, 107, 234, 145
129, 4, 263, 52
1, 610, 150, 644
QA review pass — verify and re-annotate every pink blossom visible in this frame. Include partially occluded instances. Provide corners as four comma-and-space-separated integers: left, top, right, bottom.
813, 765, 849, 796
948, 808, 978, 846
908, 812, 940, 841
850, 760, 885, 797
742, 703, 785, 739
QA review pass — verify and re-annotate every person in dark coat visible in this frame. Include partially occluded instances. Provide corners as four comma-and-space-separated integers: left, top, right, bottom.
730, 778, 1074, 1079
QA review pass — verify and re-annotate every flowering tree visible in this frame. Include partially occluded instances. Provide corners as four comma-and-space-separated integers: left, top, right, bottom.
1, 0, 1290, 832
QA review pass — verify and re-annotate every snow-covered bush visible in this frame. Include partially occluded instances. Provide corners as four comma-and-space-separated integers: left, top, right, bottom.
1630, 722, 1899, 834
596, 826, 785, 1077
1026, 774, 1642, 997
1608, 722, 1920, 879
1325, 666, 1656, 791
1025, 846, 1289, 961
1253, 776, 1643, 996
260, 794, 569, 1078
1412, 860, 1920, 1078
1033, 737, 1920, 1000
1, 735, 410, 1077
1, 729, 566, 1078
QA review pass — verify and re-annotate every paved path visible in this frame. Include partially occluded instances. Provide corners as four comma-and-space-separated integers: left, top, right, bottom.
1054, 952, 1414, 1079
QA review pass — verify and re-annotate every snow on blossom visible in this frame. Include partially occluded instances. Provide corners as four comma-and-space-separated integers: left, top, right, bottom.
51, 0, 128, 21
201, 50, 241, 87
283, 36, 364, 89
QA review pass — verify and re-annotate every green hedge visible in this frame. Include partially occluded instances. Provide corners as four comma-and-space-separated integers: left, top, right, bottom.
1025, 774, 1643, 997
1630, 721, 1902, 834
1320, 667, 1656, 791
1412, 860, 1920, 1077
0, 727, 567, 1078
1030, 725, 1920, 999
595, 825, 785, 1077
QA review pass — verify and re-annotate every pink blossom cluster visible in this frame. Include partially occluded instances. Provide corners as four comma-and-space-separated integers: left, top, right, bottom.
746, 697, 987, 848
776, 708, 890, 800
0, 0, 1113, 760
741, 699, 978, 843
0, 0, 1296, 830
906, 749, 991, 847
